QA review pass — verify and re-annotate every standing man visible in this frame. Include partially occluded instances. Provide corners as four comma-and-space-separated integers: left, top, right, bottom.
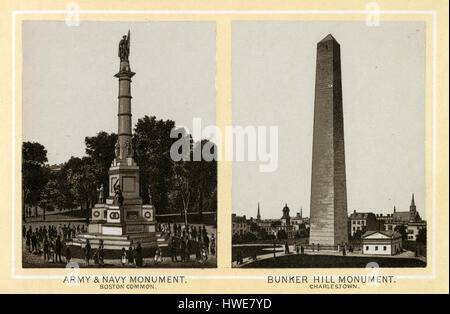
204, 233, 210, 254
43, 237, 49, 261
84, 239, 91, 266
55, 236, 62, 263
135, 242, 143, 267
65, 245, 72, 264
171, 237, 178, 263
98, 243, 105, 267
180, 238, 187, 263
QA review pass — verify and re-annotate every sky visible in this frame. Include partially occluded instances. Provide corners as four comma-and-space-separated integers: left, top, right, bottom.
232, 21, 425, 219
22, 21, 426, 219
22, 21, 216, 164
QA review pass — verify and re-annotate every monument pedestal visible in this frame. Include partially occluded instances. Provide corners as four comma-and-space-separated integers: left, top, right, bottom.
75, 202, 157, 249
78, 158, 157, 249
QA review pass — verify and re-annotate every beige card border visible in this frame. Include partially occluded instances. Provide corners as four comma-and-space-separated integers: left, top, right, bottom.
1, 1, 448, 294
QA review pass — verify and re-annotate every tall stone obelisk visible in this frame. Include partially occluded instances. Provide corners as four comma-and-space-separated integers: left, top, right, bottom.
309, 34, 348, 247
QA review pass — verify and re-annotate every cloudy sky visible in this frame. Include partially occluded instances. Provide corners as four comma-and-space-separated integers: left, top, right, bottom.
232, 21, 425, 218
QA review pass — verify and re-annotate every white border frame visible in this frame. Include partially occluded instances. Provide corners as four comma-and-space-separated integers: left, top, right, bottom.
12, 10, 437, 281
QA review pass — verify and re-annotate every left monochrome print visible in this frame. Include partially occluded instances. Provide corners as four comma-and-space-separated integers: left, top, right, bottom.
22, 21, 217, 268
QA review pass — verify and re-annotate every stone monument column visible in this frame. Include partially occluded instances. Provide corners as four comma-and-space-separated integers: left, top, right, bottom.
84, 30, 156, 241
309, 34, 348, 247
103, 30, 144, 235
115, 31, 135, 161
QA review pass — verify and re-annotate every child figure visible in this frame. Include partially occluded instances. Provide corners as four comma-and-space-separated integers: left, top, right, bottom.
154, 247, 163, 264
127, 245, 134, 266
48, 240, 55, 263
121, 248, 127, 267
210, 234, 216, 255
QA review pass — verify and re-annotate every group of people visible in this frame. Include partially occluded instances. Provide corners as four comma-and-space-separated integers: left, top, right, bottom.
24, 207, 37, 218
156, 223, 216, 264
119, 242, 144, 267
82, 240, 145, 268
23, 224, 83, 264
24, 220, 217, 267
83, 239, 112, 267
294, 243, 306, 255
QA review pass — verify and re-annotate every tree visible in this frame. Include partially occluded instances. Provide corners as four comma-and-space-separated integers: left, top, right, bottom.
53, 164, 77, 210
173, 159, 194, 227
22, 142, 49, 220
277, 229, 287, 240
257, 228, 268, 240
39, 176, 59, 219
85, 131, 117, 195
416, 228, 426, 245
64, 157, 97, 210
394, 225, 408, 241
23, 141, 48, 165
133, 116, 217, 221
133, 116, 177, 213
352, 229, 363, 240
191, 140, 217, 216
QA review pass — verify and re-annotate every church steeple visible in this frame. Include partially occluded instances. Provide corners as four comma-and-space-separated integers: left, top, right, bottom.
411, 194, 416, 207
257, 202, 261, 221
409, 194, 417, 221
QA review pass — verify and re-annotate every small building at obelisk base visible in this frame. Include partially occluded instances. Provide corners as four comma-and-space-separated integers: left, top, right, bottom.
309, 34, 349, 248
71, 31, 157, 250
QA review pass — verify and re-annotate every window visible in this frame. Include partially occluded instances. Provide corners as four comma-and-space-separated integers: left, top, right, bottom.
383, 246, 387, 251
366, 246, 369, 251
375, 246, 378, 251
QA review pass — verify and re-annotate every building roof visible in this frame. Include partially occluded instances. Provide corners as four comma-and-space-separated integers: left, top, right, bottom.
349, 212, 373, 219
362, 230, 402, 239
281, 204, 290, 219
392, 211, 411, 222
232, 215, 249, 223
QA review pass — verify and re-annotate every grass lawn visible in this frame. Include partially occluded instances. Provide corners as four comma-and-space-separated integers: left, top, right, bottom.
241, 254, 426, 268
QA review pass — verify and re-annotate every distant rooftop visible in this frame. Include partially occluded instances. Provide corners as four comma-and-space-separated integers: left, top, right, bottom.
362, 230, 402, 239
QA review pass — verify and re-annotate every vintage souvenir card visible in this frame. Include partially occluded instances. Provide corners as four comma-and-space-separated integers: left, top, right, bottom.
0, 0, 448, 298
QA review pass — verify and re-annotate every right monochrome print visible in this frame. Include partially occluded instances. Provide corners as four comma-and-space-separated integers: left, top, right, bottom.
231, 22, 427, 268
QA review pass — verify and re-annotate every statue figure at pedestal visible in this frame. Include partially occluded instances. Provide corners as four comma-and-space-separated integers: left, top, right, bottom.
118, 31, 130, 61
114, 141, 120, 159
147, 186, 153, 205
113, 179, 124, 206
126, 139, 134, 158
97, 184, 104, 204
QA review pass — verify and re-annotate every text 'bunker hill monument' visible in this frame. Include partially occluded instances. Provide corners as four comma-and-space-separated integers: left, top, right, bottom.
309, 34, 349, 247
